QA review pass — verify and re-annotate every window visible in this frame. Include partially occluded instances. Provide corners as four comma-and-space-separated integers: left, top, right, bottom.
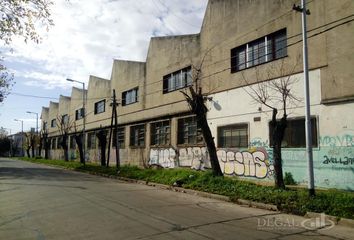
218, 124, 248, 148
122, 88, 138, 106
113, 127, 125, 148
151, 120, 170, 146
231, 29, 287, 72
130, 124, 145, 147
51, 138, 57, 149
75, 108, 84, 120
62, 114, 69, 124
163, 66, 192, 93
269, 117, 318, 148
94, 100, 105, 114
51, 119, 56, 128
43, 122, 47, 131
69, 135, 76, 149
87, 132, 96, 149
177, 116, 203, 145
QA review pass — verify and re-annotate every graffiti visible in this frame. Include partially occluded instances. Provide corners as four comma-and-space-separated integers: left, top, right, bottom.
249, 138, 269, 148
216, 148, 273, 179
320, 134, 354, 147
323, 156, 354, 165
149, 148, 177, 168
178, 147, 210, 170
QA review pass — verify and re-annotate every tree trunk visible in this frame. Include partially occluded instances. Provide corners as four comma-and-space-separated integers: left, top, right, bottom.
183, 87, 223, 177
96, 130, 107, 166
74, 134, 84, 164
26, 148, 30, 158
44, 135, 49, 159
31, 137, 35, 158
61, 134, 69, 161
197, 114, 223, 176
270, 109, 286, 189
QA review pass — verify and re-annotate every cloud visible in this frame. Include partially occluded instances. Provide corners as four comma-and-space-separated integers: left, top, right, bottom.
3, 0, 208, 89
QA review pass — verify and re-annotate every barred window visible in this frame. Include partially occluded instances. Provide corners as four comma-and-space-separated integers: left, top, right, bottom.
87, 132, 96, 149
269, 118, 318, 148
112, 127, 125, 148
163, 66, 192, 93
177, 116, 203, 145
94, 100, 105, 114
231, 29, 287, 72
130, 124, 145, 147
122, 88, 138, 106
218, 124, 248, 148
151, 120, 170, 146
75, 108, 84, 120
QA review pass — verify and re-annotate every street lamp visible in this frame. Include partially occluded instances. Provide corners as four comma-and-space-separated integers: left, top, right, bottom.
66, 78, 86, 164
14, 119, 24, 157
26, 111, 38, 134
26, 111, 39, 156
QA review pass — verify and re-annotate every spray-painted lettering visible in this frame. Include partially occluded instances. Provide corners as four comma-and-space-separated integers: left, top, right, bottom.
217, 148, 273, 179
149, 148, 177, 168
323, 155, 354, 165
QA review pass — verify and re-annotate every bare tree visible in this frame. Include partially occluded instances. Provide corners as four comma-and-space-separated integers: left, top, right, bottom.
181, 52, 223, 177
1, 0, 53, 101
24, 133, 32, 158
96, 128, 107, 166
57, 115, 74, 161
73, 123, 84, 164
242, 59, 300, 189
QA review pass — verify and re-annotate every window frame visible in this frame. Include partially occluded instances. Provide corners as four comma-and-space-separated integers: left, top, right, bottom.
112, 127, 125, 149
163, 66, 192, 94
177, 116, 204, 146
130, 124, 145, 148
94, 99, 106, 115
231, 29, 287, 73
217, 123, 249, 148
122, 87, 139, 106
87, 131, 96, 149
150, 120, 171, 147
269, 117, 318, 148
51, 119, 56, 128
75, 108, 84, 120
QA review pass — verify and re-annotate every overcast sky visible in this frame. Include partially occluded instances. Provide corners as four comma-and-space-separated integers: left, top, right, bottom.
0, 0, 208, 134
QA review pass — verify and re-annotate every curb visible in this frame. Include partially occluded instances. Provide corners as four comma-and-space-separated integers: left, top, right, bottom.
305, 212, 354, 228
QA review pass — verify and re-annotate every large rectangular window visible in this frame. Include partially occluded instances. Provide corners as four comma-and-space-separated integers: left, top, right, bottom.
122, 88, 138, 106
51, 119, 56, 128
269, 117, 318, 148
177, 116, 203, 145
150, 120, 170, 146
69, 135, 76, 149
94, 100, 105, 114
231, 29, 287, 72
163, 66, 192, 93
130, 124, 145, 147
62, 114, 69, 124
218, 124, 248, 148
112, 127, 125, 148
87, 132, 96, 149
75, 108, 84, 120
51, 138, 57, 149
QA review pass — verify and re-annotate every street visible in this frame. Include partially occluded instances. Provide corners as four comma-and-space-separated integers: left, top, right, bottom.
0, 158, 353, 240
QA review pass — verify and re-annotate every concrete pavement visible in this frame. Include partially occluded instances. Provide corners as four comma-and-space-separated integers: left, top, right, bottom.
0, 158, 353, 240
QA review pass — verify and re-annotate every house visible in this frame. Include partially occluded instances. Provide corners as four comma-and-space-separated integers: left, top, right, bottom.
41, 0, 354, 190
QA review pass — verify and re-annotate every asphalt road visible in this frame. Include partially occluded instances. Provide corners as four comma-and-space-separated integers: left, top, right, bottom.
0, 158, 353, 240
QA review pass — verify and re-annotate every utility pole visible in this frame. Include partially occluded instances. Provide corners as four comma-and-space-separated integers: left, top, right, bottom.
106, 90, 120, 169
293, 0, 315, 196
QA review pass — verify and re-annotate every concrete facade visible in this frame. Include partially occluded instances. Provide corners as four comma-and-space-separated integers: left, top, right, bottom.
40, 0, 354, 190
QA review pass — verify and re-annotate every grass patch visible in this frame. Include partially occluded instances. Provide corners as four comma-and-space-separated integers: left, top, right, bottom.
18, 157, 354, 219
